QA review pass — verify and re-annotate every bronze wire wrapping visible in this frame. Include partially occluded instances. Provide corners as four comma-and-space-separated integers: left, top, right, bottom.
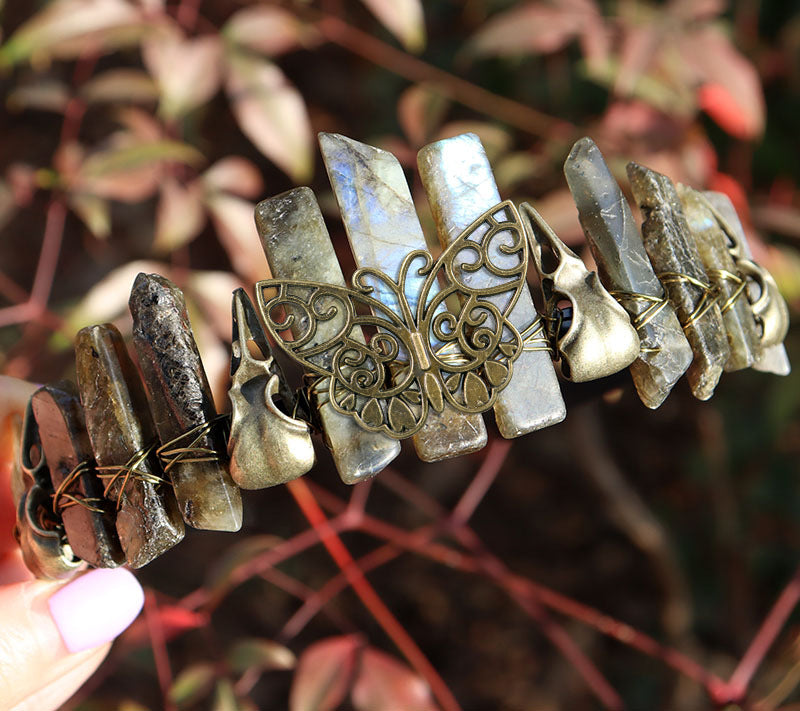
606, 291, 672, 355
95, 443, 169, 510
49, 419, 234, 516
156, 414, 230, 474
45, 267, 748, 518
52, 460, 105, 515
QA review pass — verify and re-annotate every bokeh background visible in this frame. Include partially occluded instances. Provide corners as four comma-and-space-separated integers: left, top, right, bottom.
2, 0, 800, 709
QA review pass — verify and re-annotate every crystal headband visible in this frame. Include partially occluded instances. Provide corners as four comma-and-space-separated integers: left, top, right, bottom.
10, 133, 790, 579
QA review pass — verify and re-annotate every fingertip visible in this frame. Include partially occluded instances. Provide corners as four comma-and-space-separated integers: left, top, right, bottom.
48, 567, 145, 653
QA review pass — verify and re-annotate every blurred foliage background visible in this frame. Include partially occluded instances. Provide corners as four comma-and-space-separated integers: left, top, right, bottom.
2, 0, 800, 709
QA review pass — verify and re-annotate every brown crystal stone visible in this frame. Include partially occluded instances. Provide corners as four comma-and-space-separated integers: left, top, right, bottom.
31, 381, 124, 568
129, 273, 242, 531
255, 188, 401, 484
627, 163, 731, 400
76, 324, 185, 567
563, 138, 693, 408
677, 185, 759, 372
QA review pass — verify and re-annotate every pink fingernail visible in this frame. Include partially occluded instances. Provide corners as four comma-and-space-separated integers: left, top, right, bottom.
48, 568, 144, 653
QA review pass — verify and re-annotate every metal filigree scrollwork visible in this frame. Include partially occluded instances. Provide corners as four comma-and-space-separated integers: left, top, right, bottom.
256, 201, 538, 439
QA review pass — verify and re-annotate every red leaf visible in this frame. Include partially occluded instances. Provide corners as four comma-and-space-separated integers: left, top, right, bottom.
351, 648, 438, 711
397, 84, 449, 147
205, 193, 269, 284
122, 602, 208, 645
202, 157, 264, 199
157, 605, 208, 637
680, 25, 765, 139
154, 177, 206, 253
224, 52, 313, 182
143, 30, 222, 119
359, 0, 426, 53
467, 0, 601, 58
697, 83, 757, 140
613, 25, 660, 97
290, 635, 362, 711
668, 0, 725, 22
223, 6, 319, 56
708, 171, 751, 226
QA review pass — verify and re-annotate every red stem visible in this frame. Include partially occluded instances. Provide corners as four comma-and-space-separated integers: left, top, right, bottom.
450, 438, 511, 525
314, 14, 575, 140
309, 481, 727, 695
144, 590, 176, 710
287, 478, 463, 711
721, 563, 800, 704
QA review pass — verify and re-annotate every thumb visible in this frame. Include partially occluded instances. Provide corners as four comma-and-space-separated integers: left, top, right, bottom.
0, 564, 144, 711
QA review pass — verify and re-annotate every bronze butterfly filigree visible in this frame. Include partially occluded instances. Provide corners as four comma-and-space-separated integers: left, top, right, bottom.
255, 201, 544, 439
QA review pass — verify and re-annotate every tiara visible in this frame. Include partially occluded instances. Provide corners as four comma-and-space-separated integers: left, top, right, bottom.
11, 132, 789, 578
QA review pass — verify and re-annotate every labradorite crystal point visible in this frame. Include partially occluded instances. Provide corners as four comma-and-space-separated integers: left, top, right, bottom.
677, 185, 759, 372
129, 273, 242, 532
318, 133, 487, 461
255, 188, 401, 483
76, 324, 185, 567
563, 138, 693, 408
418, 132, 565, 433
31, 381, 124, 568
627, 163, 731, 400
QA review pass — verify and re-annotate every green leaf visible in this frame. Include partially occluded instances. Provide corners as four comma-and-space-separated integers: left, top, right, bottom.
68, 193, 111, 239
0, 0, 146, 68
7, 80, 70, 113
212, 679, 241, 711
227, 638, 296, 675
168, 663, 217, 709
80, 69, 158, 104
80, 140, 203, 179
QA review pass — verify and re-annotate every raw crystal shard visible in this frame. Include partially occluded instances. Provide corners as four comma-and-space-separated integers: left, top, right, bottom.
31, 381, 124, 568
129, 273, 242, 531
76, 323, 185, 567
627, 163, 731, 400
255, 188, 401, 483
417, 132, 565, 436
563, 138, 693, 407
703, 191, 791, 376
319, 133, 487, 461
227, 289, 315, 489
677, 185, 759, 372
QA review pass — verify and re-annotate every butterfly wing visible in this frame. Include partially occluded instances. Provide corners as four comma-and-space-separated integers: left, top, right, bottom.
255, 279, 429, 438
415, 200, 532, 413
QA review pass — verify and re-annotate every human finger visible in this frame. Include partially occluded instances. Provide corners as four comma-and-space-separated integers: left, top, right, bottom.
0, 567, 144, 711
